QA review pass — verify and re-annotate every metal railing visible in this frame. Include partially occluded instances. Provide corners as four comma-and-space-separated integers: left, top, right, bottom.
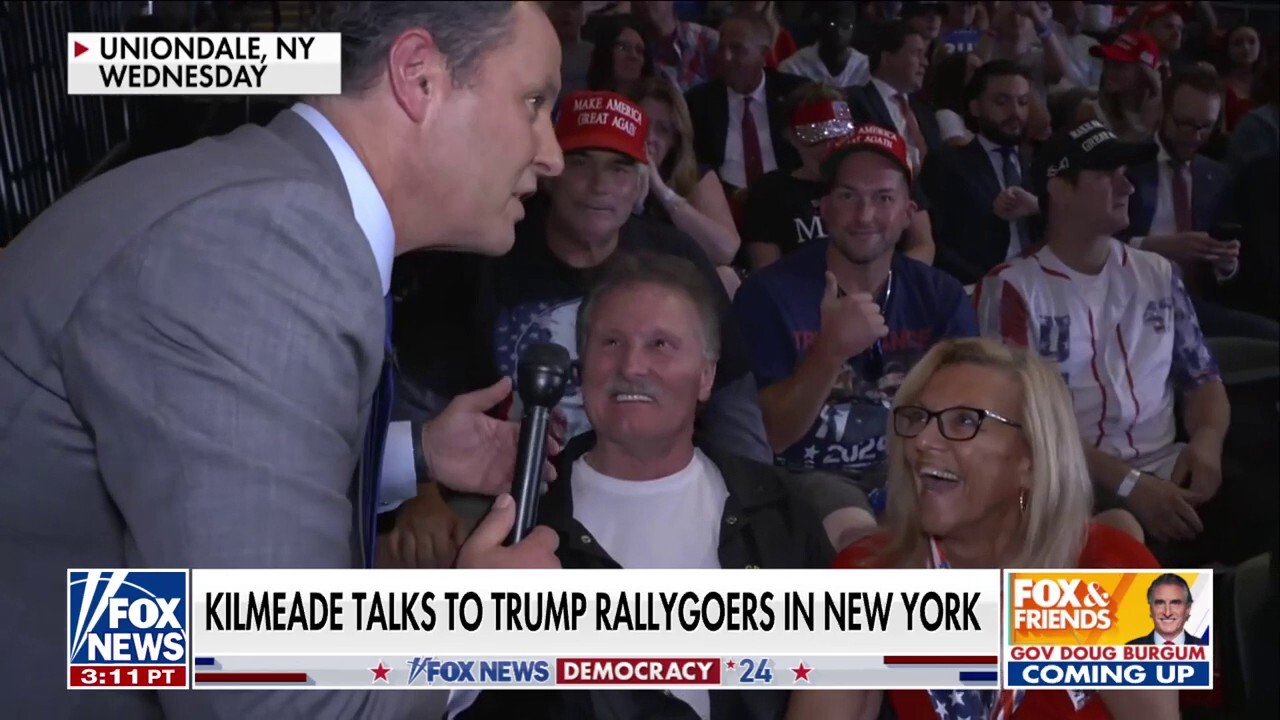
1, 1, 137, 245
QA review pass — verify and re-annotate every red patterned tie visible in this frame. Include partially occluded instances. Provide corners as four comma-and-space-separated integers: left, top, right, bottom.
1164, 640, 1175, 646
1171, 161, 1201, 294
896, 93, 928, 169
741, 96, 764, 188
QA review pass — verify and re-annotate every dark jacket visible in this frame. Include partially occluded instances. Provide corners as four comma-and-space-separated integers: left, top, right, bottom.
920, 137, 1042, 285
1119, 153, 1231, 293
845, 81, 944, 160
456, 433, 834, 720
684, 69, 808, 184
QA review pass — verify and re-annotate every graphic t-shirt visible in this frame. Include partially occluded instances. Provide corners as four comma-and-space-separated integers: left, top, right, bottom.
733, 241, 979, 474
488, 200, 754, 443
742, 170, 830, 258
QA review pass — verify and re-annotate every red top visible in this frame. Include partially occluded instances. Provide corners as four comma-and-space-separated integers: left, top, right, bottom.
766, 29, 798, 69
833, 524, 1161, 720
1224, 84, 1253, 133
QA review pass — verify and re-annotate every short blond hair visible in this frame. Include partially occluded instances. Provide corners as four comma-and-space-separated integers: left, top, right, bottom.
878, 338, 1093, 570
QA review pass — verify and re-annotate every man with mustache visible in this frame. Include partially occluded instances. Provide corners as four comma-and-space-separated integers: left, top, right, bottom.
920, 59, 1043, 285
383, 91, 771, 568
448, 251, 832, 720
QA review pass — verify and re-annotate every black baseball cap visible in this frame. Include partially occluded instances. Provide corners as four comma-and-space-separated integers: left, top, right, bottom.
1036, 121, 1157, 180
1032, 121, 1157, 200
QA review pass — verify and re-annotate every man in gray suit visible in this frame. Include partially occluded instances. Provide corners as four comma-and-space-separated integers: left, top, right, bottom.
0, 2, 565, 718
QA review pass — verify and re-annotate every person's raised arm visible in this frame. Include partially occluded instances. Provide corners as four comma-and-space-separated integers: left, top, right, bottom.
754, 273, 887, 453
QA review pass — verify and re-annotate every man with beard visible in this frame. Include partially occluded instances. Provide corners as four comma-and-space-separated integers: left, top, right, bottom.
734, 124, 977, 547
920, 59, 1042, 285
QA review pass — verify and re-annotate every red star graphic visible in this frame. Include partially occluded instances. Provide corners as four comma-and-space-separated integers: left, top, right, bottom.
791, 661, 813, 683
370, 661, 392, 683
725, 659, 736, 670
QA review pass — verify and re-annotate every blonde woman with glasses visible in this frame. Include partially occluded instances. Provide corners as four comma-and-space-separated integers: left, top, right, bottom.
787, 338, 1177, 720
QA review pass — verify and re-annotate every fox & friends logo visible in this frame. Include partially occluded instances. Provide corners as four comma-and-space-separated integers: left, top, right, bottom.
68, 570, 189, 689
1002, 570, 1213, 689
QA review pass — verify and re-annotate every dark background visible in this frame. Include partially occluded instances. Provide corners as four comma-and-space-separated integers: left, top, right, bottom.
2, 0, 1278, 247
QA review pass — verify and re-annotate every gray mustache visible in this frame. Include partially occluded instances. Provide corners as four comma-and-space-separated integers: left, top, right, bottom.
605, 379, 660, 399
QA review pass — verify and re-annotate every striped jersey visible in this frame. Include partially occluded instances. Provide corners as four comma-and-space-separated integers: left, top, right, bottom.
975, 238, 1220, 461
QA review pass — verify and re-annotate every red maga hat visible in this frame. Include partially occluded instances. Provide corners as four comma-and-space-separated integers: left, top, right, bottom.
820, 123, 913, 182
555, 91, 649, 163
1090, 31, 1161, 70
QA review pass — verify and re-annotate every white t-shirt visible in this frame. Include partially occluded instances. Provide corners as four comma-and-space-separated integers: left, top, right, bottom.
446, 450, 731, 720
573, 449, 729, 571
779, 44, 871, 89
572, 449, 730, 720
935, 108, 967, 142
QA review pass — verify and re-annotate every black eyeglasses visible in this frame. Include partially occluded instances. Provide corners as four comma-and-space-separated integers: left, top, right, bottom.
893, 405, 1023, 441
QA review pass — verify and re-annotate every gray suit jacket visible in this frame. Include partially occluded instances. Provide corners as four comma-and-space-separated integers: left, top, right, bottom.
0, 111, 431, 718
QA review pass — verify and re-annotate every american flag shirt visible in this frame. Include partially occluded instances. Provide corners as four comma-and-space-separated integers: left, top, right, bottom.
975, 238, 1220, 462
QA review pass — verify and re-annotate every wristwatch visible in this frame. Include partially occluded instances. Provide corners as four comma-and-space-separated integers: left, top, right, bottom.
410, 420, 431, 484
1116, 468, 1142, 498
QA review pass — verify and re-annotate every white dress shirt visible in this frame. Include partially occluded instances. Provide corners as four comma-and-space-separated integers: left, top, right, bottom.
1129, 139, 1236, 281
291, 103, 418, 513
1147, 630, 1188, 645
720, 73, 778, 189
779, 44, 870, 88
870, 77, 922, 170
977, 134, 1028, 259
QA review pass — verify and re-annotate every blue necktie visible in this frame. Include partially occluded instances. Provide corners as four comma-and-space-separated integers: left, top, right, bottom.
359, 294, 395, 567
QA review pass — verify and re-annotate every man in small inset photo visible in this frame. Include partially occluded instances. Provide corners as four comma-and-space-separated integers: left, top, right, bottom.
1127, 573, 1208, 645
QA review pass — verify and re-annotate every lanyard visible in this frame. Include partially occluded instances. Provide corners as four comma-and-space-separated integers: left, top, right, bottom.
926, 537, 1021, 720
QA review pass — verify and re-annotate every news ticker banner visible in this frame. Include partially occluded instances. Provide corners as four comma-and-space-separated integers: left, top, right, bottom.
66, 33, 341, 95
1003, 569, 1213, 690
70, 568, 1000, 690
68, 568, 1213, 692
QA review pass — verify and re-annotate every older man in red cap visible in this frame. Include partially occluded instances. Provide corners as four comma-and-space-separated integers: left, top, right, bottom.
733, 123, 979, 547
382, 90, 771, 568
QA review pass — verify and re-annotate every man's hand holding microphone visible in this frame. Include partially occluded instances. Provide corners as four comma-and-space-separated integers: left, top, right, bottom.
387, 343, 573, 569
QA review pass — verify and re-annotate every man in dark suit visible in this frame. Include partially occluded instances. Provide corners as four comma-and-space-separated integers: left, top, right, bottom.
684, 10, 806, 196
845, 19, 943, 176
921, 59, 1041, 285
0, 3, 564, 718
1119, 66, 1278, 340
1127, 573, 1209, 645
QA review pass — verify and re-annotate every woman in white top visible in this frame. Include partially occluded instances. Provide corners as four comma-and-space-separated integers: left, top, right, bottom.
928, 51, 982, 147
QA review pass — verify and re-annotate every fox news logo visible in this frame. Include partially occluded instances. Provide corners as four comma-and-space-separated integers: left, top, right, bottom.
69, 570, 188, 669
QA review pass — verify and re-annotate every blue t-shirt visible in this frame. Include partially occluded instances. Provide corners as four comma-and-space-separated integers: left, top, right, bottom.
733, 241, 979, 475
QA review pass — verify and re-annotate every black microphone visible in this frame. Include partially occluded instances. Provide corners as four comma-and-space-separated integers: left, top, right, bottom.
506, 341, 572, 545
